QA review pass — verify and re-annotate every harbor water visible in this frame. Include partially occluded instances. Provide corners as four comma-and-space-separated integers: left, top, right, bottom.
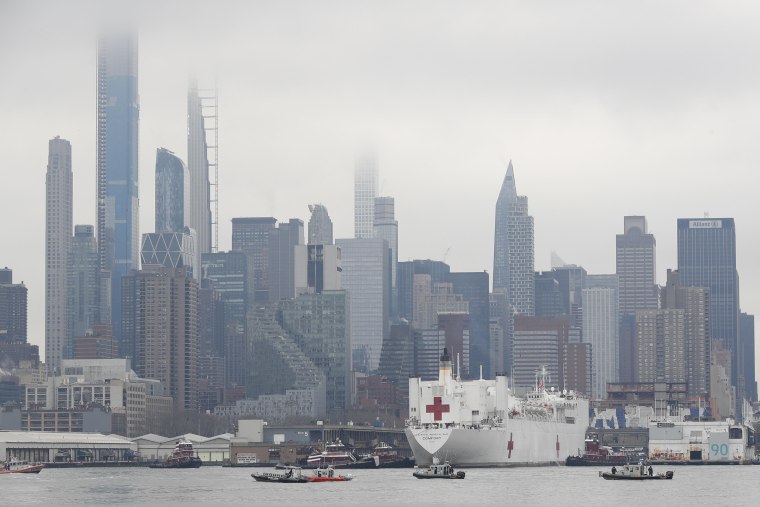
2, 465, 759, 506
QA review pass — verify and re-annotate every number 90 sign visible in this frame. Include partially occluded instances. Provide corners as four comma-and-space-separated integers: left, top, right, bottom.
711, 443, 729, 456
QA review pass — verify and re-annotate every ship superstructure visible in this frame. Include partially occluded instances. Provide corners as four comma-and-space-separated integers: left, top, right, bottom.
405, 348, 589, 466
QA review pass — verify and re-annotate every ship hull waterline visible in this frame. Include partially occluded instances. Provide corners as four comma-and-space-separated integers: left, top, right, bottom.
405, 420, 586, 468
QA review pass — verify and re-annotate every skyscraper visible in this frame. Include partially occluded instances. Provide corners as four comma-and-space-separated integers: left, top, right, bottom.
739, 313, 757, 401
354, 153, 378, 239
294, 244, 342, 295
661, 269, 710, 399
307, 204, 333, 245
616, 216, 658, 384
68, 225, 99, 346
493, 161, 534, 316
231, 217, 277, 304
449, 272, 490, 378
45, 136, 73, 374
616, 216, 658, 315
635, 309, 685, 385
140, 228, 198, 279
374, 196, 398, 317
97, 32, 139, 345
397, 260, 451, 322
335, 237, 390, 372
154, 148, 187, 234
201, 251, 248, 387
268, 219, 304, 303
187, 79, 212, 255
0, 268, 27, 343
677, 218, 740, 397
279, 290, 351, 414
582, 275, 619, 398
121, 265, 198, 411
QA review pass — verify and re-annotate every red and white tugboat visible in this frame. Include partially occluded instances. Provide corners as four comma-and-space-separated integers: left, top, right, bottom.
149, 439, 203, 469
306, 440, 357, 467
0, 457, 45, 475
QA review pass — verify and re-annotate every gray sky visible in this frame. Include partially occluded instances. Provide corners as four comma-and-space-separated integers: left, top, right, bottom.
2, 0, 759, 377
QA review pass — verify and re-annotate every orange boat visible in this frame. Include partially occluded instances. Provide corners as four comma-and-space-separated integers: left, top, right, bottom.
307, 465, 353, 482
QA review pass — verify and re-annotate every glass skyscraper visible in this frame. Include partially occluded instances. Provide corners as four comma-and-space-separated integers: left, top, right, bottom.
154, 148, 186, 234
677, 218, 740, 394
335, 237, 390, 372
97, 32, 139, 346
68, 225, 99, 347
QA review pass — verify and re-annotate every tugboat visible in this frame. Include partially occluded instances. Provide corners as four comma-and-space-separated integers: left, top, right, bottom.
566, 433, 629, 466
599, 462, 674, 480
307, 465, 353, 482
306, 440, 357, 467
252, 466, 308, 483
412, 460, 465, 479
0, 457, 45, 475
149, 439, 203, 469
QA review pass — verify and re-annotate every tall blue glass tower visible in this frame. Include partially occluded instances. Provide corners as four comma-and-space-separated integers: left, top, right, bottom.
97, 32, 139, 351
677, 218, 740, 398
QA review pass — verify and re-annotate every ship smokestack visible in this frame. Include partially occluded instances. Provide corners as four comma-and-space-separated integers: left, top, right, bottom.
439, 347, 452, 385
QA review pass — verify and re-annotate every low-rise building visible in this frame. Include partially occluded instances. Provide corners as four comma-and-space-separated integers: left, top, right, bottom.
0, 431, 134, 462
130, 432, 232, 463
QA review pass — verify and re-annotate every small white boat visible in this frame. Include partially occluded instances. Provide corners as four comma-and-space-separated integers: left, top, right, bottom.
412, 461, 465, 479
599, 463, 674, 480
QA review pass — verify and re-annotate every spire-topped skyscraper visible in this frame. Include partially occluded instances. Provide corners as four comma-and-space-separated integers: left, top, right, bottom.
97, 31, 139, 347
493, 161, 534, 316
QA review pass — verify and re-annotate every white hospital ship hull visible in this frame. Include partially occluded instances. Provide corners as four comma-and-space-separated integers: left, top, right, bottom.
406, 349, 589, 467
406, 419, 586, 467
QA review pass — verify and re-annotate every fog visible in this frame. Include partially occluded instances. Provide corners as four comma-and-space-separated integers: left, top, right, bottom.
1, 1, 759, 374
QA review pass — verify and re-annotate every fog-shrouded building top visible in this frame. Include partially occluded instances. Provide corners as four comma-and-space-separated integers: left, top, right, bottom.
97, 31, 139, 347
493, 161, 534, 316
187, 78, 212, 255
154, 148, 187, 234
46, 136, 73, 375
354, 153, 378, 239
307, 204, 333, 245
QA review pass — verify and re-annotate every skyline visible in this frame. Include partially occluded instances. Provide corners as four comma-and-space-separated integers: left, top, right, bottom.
2, 1, 760, 372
